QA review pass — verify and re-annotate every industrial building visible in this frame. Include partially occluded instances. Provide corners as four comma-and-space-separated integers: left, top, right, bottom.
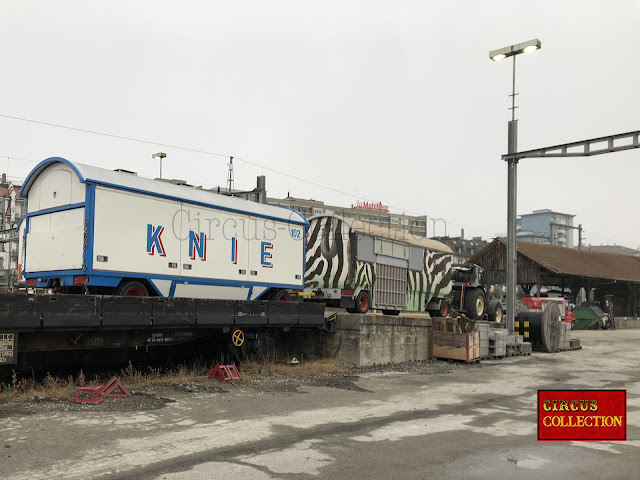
268, 195, 429, 239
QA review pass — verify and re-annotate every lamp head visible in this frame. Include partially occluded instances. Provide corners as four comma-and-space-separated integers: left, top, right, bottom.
489, 39, 541, 61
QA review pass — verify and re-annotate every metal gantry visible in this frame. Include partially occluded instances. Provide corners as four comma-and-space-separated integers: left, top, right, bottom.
503, 131, 640, 160
504, 129, 640, 329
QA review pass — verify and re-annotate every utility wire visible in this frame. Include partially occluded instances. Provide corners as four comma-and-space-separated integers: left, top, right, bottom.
0, 113, 503, 238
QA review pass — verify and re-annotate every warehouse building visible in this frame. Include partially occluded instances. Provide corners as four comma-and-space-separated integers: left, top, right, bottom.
468, 238, 640, 317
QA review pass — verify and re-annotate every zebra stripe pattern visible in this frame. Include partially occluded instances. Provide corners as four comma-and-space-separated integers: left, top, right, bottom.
305, 216, 352, 289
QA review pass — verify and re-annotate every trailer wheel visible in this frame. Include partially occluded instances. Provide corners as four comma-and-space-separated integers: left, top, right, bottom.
464, 288, 485, 320
355, 291, 370, 314
487, 300, 503, 323
117, 281, 148, 297
271, 289, 292, 302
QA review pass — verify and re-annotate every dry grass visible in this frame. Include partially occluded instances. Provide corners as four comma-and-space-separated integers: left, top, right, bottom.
0, 356, 349, 403
241, 356, 351, 379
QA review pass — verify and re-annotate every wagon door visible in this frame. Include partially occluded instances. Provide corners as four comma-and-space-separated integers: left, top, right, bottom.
373, 238, 409, 311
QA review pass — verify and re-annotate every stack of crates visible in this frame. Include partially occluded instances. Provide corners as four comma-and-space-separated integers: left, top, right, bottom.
489, 329, 507, 357
474, 323, 490, 357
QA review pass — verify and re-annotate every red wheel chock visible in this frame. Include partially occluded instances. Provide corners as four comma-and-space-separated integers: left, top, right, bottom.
208, 363, 240, 381
75, 376, 131, 405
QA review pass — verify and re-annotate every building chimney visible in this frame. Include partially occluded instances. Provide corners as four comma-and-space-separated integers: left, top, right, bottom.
1, 173, 5, 184
256, 175, 267, 204
461, 228, 465, 239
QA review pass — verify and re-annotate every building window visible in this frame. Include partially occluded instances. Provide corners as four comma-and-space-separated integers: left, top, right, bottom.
401, 219, 409, 226
390, 217, 399, 225
293, 206, 312, 215
313, 208, 323, 215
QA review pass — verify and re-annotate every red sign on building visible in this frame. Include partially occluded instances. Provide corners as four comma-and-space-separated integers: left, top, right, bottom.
356, 200, 389, 212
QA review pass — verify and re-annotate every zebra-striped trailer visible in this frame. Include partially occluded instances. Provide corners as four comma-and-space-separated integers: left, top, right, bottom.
304, 215, 454, 316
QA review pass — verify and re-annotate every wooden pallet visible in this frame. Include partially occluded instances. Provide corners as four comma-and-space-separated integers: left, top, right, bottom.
533, 345, 583, 353
437, 357, 481, 365
556, 345, 583, 352
431, 331, 481, 362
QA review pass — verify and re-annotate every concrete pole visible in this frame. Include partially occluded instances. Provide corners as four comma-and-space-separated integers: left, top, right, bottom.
507, 124, 518, 335
506, 54, 518, 335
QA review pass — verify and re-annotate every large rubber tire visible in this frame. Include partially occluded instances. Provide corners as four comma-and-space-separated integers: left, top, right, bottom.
487, 300, 503, 323
382, 309, 400, 316
355, 291, 370, 314
464, 288, 486, 320
271, 289, 292, 302
116, 281, 148, 297
492, 304, 503, 323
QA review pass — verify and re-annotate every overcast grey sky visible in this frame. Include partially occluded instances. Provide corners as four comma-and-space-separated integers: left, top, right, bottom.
1, 1, 639, 248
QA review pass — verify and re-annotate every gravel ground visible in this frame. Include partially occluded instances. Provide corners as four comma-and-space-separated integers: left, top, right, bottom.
0, 359, 471, 417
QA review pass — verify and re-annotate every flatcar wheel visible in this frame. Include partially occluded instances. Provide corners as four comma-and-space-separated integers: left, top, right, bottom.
117, 281, 148, 297
271, 289, 292, 302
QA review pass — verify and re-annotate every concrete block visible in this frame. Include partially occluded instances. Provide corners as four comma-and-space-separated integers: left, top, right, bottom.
329, 313, 432, 366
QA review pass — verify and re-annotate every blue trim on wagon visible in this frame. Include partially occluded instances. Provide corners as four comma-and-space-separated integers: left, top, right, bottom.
92, 179, 309, 226
25, 270, 302, 298
19, 157, 84, 198
25, 202, 86, 218
83, 184, 96, 274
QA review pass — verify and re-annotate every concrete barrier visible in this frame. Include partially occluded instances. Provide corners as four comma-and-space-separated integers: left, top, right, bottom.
615, 317, 640, 329
326, 313, 432, 366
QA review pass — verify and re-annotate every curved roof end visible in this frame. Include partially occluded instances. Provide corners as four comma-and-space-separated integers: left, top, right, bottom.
19, 157, 83, 198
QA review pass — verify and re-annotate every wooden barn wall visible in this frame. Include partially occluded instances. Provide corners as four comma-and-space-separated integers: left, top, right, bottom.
472, 243, 539, 285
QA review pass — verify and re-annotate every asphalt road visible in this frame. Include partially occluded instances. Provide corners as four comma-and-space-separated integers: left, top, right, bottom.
1, 330, 639, 479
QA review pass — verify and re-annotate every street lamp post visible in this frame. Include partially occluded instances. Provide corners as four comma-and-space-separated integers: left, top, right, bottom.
489, 39, 541, 335
152, 152, 167, 179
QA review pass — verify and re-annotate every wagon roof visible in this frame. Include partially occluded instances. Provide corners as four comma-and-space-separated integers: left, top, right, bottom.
309, 215, 453, 253
20, 157, 308, 225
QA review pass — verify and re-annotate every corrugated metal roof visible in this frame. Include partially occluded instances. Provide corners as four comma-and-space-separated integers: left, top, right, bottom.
493, 238, 640, 283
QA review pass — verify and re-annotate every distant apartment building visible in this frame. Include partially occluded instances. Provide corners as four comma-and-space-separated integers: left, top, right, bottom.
267, 195, 428, 238
0, 174, 26, 290
431, 235, 489, 265
517, 209, 575, 247
582, 245, 640, 257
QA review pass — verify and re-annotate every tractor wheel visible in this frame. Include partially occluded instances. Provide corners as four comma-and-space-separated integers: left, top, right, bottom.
464, 289, 486, 320
355, 291, 370, 314
116, 281, 148, 297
